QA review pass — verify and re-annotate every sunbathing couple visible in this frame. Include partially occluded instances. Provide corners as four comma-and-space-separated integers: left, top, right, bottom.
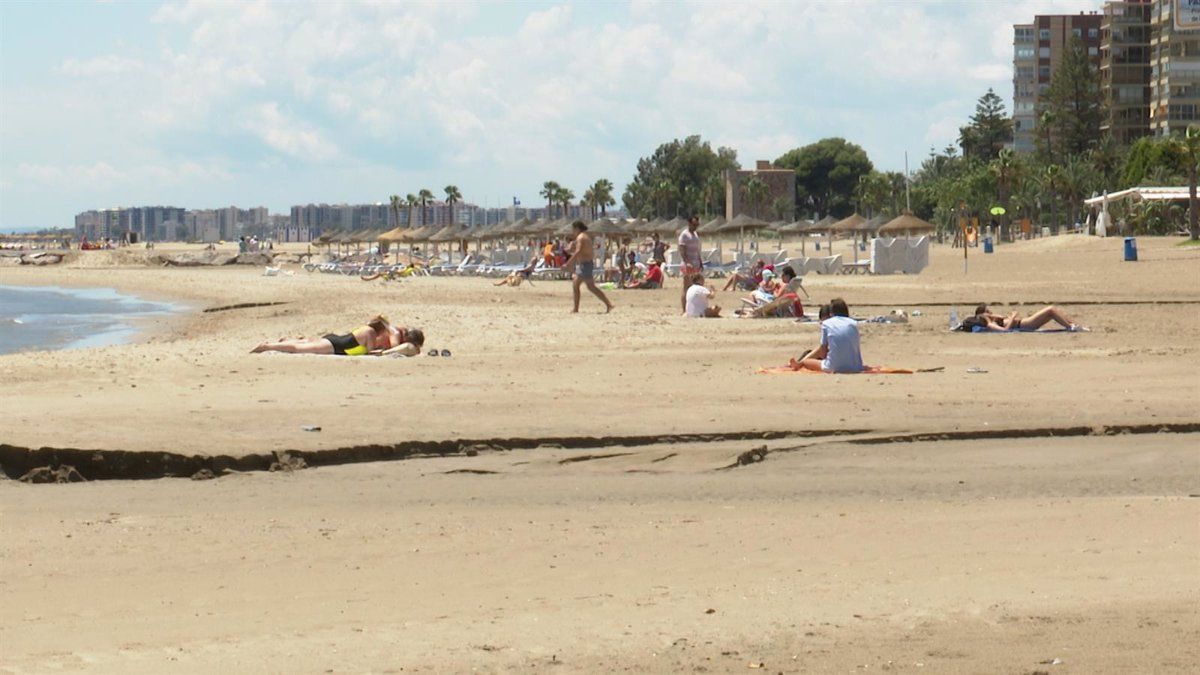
965, 304, 1089, 332
251, 315, 425, 357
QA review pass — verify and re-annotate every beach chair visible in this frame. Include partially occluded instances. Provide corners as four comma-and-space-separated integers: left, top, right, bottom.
663, 250, 682, 277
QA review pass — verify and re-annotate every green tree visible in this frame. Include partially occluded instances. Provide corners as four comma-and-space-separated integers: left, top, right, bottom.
989, 149, 1020, 239
1037, 36, 1103, 161
417, 188, 434, 228
389, 194, 402, 229
774, 138, 873, 218
771, 195, 794, 221
443, 185, 462, 224
540, 181, 561, 218
1123, 136, 1186, 186
590, 179, 616, 216
556, 186, 576, 220
405, 193, 419, 228
958, 88, 1013, 161
740, 175, 769, 218
1172, 125, 1200, 240
622, 135, 739, 217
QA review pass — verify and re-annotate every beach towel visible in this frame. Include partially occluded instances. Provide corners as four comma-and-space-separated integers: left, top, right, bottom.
756, 359, 915, 375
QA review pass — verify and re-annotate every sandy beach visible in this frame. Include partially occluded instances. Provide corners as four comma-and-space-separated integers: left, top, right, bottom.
2, 235, 1198, 673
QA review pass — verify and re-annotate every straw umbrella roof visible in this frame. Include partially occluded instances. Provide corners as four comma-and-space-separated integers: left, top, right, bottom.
863, 215, 889, 233
472, 221, 507, 240
718, 213, 770, 232
698, 216, 726, 234
806, 215, 837, 232
766, 220, 789, 232
829, 213, 867, 233
776, 219, 811, 234
877, 211, 936, 235
523, 218, 560, 236
658, 216, 690, 235
428, 224, 468, 242
587, 219, 627, 236
496, 217, 530, 235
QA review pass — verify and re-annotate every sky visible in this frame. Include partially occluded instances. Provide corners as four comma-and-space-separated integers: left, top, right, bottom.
0, 0, 1102, 230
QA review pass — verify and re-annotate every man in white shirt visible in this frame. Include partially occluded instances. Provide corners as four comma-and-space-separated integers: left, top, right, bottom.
684, 273, 721, 318
677, 216, 703, 312
797, 298, 864, 372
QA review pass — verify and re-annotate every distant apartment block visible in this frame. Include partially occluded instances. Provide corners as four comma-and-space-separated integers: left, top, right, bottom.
1012, 11, 1104, 153
724, 160, 796, 221
1150, 0, 1200, 135
74, 205, 270, 242
1101, 1, 1153, 143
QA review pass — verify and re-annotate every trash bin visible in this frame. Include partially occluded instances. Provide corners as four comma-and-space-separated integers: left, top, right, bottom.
1124, 237, 1137, 262
983, 237, 994, 254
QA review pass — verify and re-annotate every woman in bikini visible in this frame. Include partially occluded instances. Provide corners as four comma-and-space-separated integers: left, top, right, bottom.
974, 304, 1089, 332
251, 316, 425, 355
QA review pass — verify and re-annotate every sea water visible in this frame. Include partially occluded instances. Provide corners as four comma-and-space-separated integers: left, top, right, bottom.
0, 285, 182, 355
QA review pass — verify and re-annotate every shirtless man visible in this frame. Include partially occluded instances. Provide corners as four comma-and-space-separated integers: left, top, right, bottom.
562, 220, 614, 313
678, 215, 703, 312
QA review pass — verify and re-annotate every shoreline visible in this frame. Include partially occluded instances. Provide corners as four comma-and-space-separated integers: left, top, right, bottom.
0, 282, 197, 356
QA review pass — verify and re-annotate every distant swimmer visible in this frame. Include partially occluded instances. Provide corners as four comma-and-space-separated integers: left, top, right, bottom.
561, 220, 614, 314
251, 315, 424, 356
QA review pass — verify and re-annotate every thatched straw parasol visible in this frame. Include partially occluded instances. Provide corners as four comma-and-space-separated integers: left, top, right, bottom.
829, 213, 867, 234
877, 211, 936, 235
658, 216, 689, 235
698, 216, 726, 234
718, 213, 770, 253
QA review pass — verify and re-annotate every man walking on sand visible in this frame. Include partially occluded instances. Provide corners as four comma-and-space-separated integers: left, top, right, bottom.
562, 220, 614, 313
678, 215, 703, 313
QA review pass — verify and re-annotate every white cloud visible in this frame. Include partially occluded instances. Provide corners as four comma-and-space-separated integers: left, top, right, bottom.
243, 103, 338, 160
2, 0, 1106, 226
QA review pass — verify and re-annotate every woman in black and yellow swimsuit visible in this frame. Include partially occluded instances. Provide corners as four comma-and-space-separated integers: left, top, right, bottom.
251, 316, 425, 356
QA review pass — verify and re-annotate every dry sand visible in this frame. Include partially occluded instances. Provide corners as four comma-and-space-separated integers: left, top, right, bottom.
1, 235, 1198, 672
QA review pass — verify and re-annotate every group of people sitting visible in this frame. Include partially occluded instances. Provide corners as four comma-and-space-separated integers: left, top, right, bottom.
682, 264, 805, 319
251, 315, 425, 357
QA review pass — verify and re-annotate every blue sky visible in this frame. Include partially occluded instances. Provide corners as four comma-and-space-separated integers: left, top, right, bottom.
0, 0, 1098, 229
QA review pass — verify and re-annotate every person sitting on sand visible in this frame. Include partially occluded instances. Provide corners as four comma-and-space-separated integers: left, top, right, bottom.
740, 266, 804, 318
251, 316, 424, 356
969, 304, 1089, 332
795, 298, 864, 373
684, 273, 721, 318
494, 256, 538, 287
746, 268, 780, 305
626, 260, 664, 289
723, 259, 768, 292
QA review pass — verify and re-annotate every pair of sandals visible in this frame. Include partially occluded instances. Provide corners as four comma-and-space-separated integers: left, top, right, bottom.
426, 349, 452, 357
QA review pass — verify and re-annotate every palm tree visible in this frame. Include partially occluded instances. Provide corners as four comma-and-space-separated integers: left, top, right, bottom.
1039, 165, 1062, 233
405, 193, 418, 228
1058, 155, 1095, 229
741, 175, 769, 219
989, 149, 1019, 240
389, 194, 402, 228
444, 185, 462, 225
540, 181, 560, 218
556, 187, 575, 220
417, 188, 434, 228
582, 187, 597, 220
590, 179, 615, 216
703, 174, 724, 217
1174, 125, 1200, 240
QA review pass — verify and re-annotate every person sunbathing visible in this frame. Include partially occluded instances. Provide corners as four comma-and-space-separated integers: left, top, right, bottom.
795, 298, 864, 373
971, 304, 1089, 332
251, 316, 424, 356
494, 256, 538, 287
625, 260, 664, 289
723, 259, 767, 291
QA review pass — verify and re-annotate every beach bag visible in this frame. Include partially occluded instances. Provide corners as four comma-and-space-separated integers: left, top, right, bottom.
959, 316, 985, 332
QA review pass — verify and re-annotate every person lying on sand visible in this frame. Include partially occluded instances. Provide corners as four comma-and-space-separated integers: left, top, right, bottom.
494, 256, 538, 287
684, 273, 721, 318
251, 316, 424, 356
968, 304, 1089, 332
795, 298, 864, 373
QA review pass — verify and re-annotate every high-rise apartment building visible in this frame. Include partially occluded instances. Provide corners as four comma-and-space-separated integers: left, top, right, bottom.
1149, 0, 1200, 135
1101, 1, 1153, 143
1012, 12, 1104, 153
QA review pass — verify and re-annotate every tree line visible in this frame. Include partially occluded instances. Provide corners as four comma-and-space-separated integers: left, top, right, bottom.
617, 37, 1198, 239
